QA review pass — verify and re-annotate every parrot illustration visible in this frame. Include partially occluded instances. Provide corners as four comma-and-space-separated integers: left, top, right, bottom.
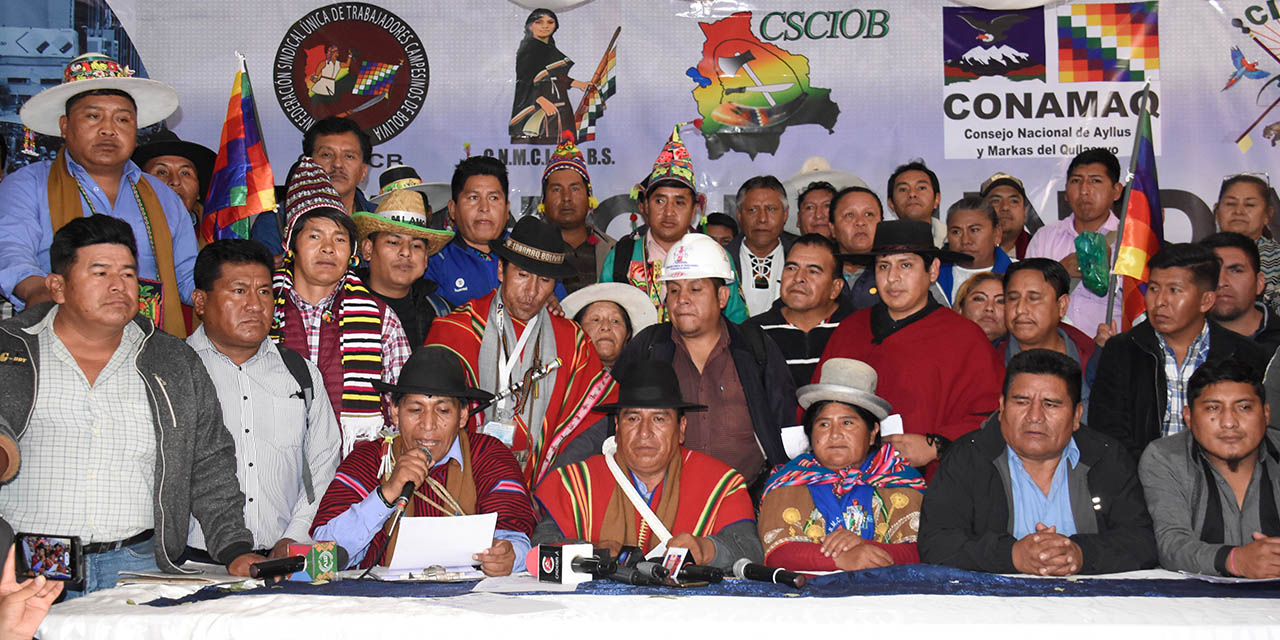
1225, 46, 1270, 91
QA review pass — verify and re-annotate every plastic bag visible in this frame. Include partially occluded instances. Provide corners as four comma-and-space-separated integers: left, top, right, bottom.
1075, 231, 1109, 297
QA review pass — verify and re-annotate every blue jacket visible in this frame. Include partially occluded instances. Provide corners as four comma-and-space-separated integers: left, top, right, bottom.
427, 234, 566, 308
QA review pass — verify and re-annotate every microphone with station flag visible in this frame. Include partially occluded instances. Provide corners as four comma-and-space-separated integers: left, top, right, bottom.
534, 543, 618, 585
249, 542, 349, 582
661, 546, 723, 584
732, 558, 806, 589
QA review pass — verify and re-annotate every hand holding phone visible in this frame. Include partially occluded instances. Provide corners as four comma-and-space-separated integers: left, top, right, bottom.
14, 533, 83, 583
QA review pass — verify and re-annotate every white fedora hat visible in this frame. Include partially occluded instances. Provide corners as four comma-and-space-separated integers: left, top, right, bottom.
561, 282, 659, 333
20, 53, 179, 137
782, 157, 870, 235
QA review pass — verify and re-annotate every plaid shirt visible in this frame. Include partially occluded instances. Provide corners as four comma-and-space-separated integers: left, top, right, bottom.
284, 286, 411, 385
0, 307, 154, 542
1157, 322, 1211, 437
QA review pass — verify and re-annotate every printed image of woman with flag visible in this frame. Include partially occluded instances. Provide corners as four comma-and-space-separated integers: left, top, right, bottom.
509, 8, 593, 144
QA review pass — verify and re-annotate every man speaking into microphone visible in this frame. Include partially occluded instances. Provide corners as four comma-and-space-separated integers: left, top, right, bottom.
533, 360, 764, 570
311, 347, 537, 575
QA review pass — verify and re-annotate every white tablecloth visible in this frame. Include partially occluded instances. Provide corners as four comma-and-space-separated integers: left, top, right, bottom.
37, 570, 1280, 640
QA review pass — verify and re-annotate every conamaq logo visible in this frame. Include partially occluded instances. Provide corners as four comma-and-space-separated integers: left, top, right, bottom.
759, 10, 890, 41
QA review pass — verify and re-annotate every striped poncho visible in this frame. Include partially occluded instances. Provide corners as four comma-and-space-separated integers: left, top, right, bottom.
310, 431, 537, 569
425, 289, 617, 486
536, 447, 755, 555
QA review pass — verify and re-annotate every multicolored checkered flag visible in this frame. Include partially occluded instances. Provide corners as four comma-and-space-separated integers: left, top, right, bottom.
574, 27, 620, 142
351, 61, 400, 96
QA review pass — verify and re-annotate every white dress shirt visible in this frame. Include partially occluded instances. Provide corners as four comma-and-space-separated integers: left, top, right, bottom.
186, 326, 342, 550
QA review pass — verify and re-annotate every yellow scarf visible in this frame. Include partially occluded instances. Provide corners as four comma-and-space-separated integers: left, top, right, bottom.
47, 149, 186, 337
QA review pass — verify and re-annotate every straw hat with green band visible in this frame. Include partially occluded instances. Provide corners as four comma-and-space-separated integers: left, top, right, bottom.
352, 189, 454, 256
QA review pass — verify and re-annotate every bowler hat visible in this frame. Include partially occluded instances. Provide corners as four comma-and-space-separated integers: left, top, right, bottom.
490, 216, 576, 280
593, 360, 708, 413
840, 220, 972, 266
372, 346, 494, 402
797, 358, 892, 420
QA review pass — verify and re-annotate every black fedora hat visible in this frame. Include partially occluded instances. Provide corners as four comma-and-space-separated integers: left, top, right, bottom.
490, 216, 576, 280
372, 346, 494, 402
840, 219, 972, 266
594, 360, 708, 413
131, 129, 216, 203
369, 164, 444, 205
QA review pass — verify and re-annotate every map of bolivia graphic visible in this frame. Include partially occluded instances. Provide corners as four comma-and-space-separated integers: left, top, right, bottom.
687, 11, 839, 159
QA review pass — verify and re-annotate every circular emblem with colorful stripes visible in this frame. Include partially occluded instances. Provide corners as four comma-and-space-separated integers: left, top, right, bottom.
273, 2, 429, 144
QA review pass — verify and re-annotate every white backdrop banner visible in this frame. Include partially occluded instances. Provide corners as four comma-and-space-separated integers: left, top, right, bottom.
101, 0, 1280, 241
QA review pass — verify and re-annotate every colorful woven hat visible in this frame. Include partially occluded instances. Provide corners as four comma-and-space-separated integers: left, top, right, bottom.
282, 157, 347, 250
353, 189, 454, 256
644, 123, 696, 197
20, 53, 179, 137
542, 130, 595, 201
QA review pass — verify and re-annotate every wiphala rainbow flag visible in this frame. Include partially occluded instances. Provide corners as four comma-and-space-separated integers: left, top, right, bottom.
1057, 2, 1158, 83
352, 61, 400, 96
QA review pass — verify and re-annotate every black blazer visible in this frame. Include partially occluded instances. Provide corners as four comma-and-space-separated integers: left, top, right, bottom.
918, 416, 1158, 574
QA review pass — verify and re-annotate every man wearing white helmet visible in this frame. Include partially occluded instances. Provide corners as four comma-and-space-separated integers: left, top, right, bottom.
612, 233, 796, 490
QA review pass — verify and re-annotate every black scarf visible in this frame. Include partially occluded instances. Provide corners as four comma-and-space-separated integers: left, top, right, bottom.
1197, 437, 1280, 543
869, 297, 941, 345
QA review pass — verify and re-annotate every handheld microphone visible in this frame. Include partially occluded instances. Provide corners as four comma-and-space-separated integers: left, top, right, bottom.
571, 555, 618, 576
732, 558, 806, 589
393, 446, 435, 510
632, 560, 670, 582
249, 542, 349, 582
607, 565, 660, 586
676, 563, 724, 583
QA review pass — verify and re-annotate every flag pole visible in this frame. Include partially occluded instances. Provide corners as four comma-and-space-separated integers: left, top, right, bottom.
1104, 82, 1152, 324
572, 26, 621, 134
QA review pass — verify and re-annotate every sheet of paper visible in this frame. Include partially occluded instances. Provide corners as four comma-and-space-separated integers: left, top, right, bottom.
388, 513, 497, 570
780, 424, 809, 459
117, 562, 242, 586
1180, 571, 1280, 584
880, 414, 905, 437
368, 566, 485, 582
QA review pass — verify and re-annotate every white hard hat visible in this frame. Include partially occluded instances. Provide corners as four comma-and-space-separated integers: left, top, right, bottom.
659, 233, 736, 282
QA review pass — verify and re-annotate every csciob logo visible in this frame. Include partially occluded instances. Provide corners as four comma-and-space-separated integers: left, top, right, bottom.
758, 9, 890, 41
273, 2, 429, 144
